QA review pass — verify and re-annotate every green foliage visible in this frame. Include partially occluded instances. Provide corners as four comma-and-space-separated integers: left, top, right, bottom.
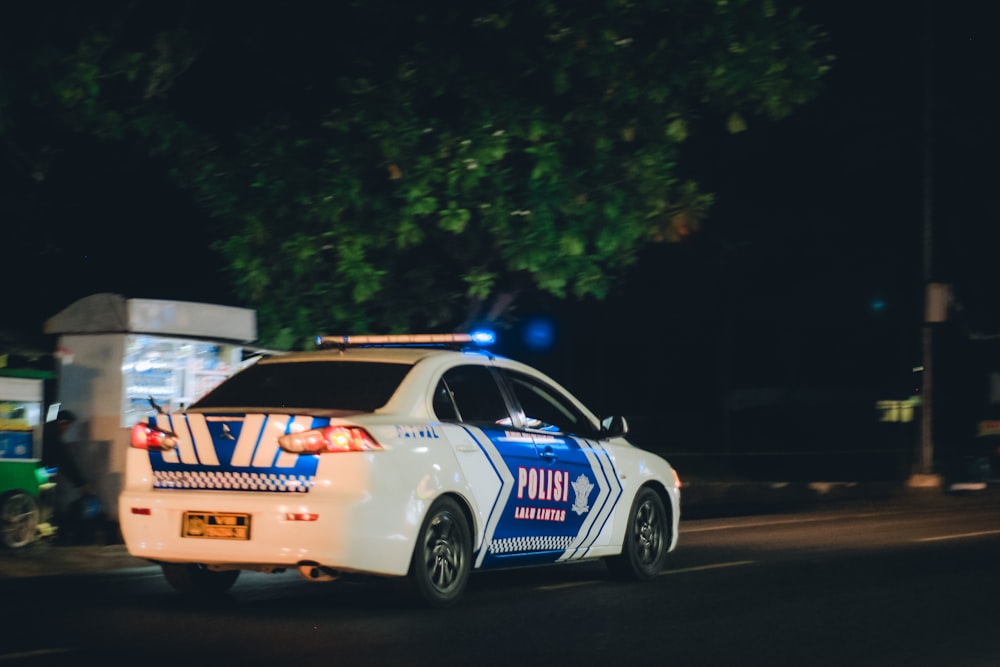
0, 0, 830, 348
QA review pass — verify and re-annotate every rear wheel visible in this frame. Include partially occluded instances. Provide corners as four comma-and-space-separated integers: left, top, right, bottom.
161, 563, 240, 596
407, 496, 471, 608
0, 491, 39, 549
606, 486, 669, 580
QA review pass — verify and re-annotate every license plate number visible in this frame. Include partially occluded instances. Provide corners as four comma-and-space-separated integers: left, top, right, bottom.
182, 512, 251, 540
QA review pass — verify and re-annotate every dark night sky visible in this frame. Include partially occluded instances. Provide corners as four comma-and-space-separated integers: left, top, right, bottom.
3, 1, 998, 432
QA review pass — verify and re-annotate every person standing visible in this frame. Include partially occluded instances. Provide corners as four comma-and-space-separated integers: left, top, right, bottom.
41, 409, 93, 543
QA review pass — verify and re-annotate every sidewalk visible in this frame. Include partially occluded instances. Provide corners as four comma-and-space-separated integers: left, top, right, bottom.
0, 539, 152, 579
679, 478, 906, 517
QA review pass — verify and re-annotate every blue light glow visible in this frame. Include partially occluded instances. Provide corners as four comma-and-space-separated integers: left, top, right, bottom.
522, 317, 555, 351
470, 329, 497, 346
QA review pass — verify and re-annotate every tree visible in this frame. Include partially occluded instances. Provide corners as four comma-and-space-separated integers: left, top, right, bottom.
1, 0, 830, 349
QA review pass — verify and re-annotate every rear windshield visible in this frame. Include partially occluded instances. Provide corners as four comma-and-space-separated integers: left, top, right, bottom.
190, 360, 413, 412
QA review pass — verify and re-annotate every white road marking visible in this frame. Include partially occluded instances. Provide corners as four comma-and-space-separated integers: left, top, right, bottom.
537, 559, 754, 589
539, 580, 599, 591
917, 529, 1000, 543
660, 560, 755, 575
0, 648, 77, 662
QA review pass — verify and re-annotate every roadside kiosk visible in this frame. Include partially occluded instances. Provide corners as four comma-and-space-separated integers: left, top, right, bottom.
44, 293, 257, 522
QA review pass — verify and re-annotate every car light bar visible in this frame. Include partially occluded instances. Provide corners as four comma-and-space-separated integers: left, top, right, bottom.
316, 330, 496, 348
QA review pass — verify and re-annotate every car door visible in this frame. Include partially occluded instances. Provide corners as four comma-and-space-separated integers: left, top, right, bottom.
496, 368, 624, 564
434, 364, 623, 567
432, 364, 539, 567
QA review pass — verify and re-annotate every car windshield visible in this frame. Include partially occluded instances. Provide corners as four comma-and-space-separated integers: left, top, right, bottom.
190, 360, 413, 412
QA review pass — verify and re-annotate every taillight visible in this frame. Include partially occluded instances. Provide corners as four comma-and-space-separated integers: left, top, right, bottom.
278, 426, 382, 454
130, 422, 180, 451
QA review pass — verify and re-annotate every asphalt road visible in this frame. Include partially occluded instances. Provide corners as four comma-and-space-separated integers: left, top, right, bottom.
1, 490, 998, 666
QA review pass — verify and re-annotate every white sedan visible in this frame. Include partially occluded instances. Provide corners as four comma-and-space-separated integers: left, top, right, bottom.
119, 333, 681, 607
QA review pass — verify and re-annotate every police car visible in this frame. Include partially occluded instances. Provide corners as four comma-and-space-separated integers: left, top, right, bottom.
119, 333, 681, 607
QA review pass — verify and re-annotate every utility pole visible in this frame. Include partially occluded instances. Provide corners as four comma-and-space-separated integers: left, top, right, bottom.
914, 0, 941, 486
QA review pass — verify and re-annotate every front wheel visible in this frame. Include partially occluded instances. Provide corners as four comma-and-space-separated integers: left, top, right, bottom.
0, 491, 39, 549
406, 496, 471, 608
161, 563, 240, 596
606, 486, 670, 580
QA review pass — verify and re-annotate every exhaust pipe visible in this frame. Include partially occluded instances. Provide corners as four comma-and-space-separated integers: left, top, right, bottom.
298, 563, 338, 582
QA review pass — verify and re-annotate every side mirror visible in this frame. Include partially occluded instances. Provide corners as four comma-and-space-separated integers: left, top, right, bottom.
600, 415, 629, 439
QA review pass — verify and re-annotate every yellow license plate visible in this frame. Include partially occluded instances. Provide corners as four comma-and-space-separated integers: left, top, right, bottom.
182, 512, 251, 540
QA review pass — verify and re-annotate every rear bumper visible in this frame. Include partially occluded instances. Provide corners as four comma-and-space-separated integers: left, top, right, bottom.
118, 488, 417, 577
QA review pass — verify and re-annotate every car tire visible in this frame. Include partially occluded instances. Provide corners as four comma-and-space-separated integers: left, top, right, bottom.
407, 496, 471, 608
606, 486, 669, 581
0, 490, 39, 550
161, 563, 240, 596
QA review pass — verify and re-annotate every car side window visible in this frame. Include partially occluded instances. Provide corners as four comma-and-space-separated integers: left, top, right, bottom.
433, 365, 511, 426
432, 379, 459, 421
502, 370, 597, 437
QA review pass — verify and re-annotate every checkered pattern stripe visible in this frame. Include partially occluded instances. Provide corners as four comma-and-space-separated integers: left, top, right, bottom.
153, 470, 314, 493
489, 535, 574, 554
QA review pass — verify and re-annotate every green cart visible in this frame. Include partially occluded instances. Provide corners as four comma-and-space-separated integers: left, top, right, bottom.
0, 460, 52, 548
0, 370, 54, 549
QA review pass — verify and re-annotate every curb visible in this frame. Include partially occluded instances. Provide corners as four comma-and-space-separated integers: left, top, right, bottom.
0, 541, 151, 580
